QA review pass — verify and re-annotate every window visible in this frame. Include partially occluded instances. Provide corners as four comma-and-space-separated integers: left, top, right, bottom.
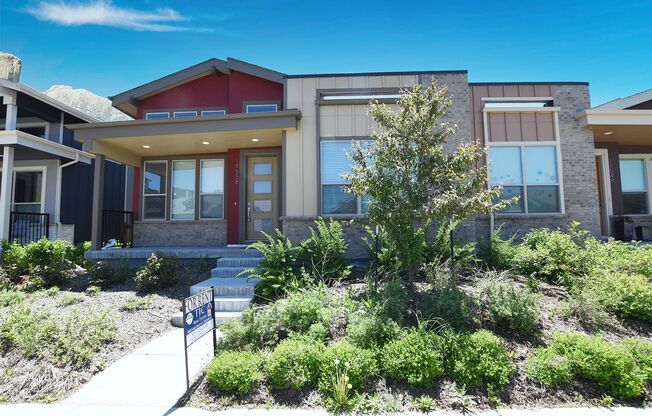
173, 111, 198, 118
320, 139, 371, 215
17, 126, 47, 138
145, 112, 170, 120
171, 160, 196, 220
12, 171, 44, 213
245, 104, 278, 113
201, 110, 226, 116
143, 161, 167, 219
620, 158, 648, 214
488, 145, 561, 214
200, 160, 225, 219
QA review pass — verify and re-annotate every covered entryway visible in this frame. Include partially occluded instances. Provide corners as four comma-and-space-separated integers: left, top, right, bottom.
244, 155, 279, 241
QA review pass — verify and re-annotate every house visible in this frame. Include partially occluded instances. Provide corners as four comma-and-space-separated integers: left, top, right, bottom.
578, 89, 652, 240
0, 54, 129, 245
69, 57, 602, 254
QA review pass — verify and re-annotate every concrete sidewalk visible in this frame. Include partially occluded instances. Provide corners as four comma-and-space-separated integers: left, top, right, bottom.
63, 328, 214, 408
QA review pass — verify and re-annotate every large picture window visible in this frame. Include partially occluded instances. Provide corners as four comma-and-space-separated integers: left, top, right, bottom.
143, 161, 167, 220
320, 139, 371, 215
619, 158, 650, 214
488, 145, 562, 214
200, 160, 225, 219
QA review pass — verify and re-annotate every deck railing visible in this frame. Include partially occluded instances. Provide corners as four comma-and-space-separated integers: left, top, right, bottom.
9, 212, 50, 245
102, 209, 134, 248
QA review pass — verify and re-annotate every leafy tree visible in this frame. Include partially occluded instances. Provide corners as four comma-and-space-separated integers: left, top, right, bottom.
344, 81, 511, 281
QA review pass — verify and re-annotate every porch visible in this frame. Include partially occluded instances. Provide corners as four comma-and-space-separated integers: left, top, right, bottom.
69, 111, 301, 249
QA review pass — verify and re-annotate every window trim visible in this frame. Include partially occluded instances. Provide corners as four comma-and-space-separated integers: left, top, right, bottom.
319, 138, 372, 216
619, 154, 652, 216
172, 111, 198, 118
199, 159, 225, 220
487, 141, 565, 215
145, 112, 170, 120
170, 159, 197, 221
0, 166, 47, 214
142, 160, 168, 221
245, 103, 278, 113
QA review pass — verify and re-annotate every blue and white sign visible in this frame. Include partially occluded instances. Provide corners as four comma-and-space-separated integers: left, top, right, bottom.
183, 289, 215, 346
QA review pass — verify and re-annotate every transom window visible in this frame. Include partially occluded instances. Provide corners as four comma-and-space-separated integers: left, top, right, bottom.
173, 111, 198, 118
145, 112, 170, 120
201, 110, 226, 116
488, 144, 562, 214
619, 157, 652, 215
246, 104, 278, 113
320, 139, 371, 215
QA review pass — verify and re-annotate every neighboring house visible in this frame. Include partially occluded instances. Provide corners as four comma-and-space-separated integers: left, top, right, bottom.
578, 89, 652, 240
69, 57, 601, 254
0, 66, 129, 244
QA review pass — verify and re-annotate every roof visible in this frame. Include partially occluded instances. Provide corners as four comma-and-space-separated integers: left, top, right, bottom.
110, 57, 286, 117
285, 69, 467, 79
0, 130, 94, 163
595, 88, 652, 110
0, 79, 98, 123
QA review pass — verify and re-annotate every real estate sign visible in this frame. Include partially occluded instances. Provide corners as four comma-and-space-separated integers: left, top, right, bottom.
182, 288, 216, 389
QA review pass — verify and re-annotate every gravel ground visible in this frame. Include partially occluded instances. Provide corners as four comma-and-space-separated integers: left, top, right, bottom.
0, 262, 211, 403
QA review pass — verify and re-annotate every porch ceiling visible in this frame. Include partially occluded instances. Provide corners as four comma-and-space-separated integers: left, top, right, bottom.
577, 109, 652, 146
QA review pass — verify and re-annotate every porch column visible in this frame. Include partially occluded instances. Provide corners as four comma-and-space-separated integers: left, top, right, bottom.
0, 146, 15, 241
5, 102, 17, 130
91, 154, 105, 249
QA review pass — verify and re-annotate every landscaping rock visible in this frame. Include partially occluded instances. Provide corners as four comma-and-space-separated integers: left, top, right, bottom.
171, 312, 184, 328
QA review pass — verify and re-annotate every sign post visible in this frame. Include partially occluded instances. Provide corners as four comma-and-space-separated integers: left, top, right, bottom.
182, 287, 217, 390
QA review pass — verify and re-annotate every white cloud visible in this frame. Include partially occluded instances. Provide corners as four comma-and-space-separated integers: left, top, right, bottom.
27, 0, 207, 32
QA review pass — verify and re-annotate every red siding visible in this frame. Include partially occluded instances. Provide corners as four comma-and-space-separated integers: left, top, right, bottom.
136, 71, 282, 118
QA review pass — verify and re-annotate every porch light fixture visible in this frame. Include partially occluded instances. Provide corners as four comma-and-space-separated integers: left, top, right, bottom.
202, 141, 210, 145
604, 131, 614, 135
142, 145, 151, 149
251, 138, 260, 142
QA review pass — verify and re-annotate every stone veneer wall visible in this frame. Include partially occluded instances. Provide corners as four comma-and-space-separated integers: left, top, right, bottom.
133, 220, 227, 247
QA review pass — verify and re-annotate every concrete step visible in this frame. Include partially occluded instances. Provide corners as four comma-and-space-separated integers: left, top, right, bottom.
213, 295, 254, 312
213, 248, 263, 258
190, 277, 259, 296
216, 257, 262, 267
211, 267, 254, 279
215, 311, 243, 326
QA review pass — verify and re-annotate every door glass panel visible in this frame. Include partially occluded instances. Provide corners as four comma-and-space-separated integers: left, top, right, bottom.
253, 181, 272, 194
253, 219, 273, 233
253, 163, 272, 175
253, 200, 272, 213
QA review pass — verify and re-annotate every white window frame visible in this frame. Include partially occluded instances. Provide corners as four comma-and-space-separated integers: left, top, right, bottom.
142, 160, 168, 220
199, 159, 225, 220
201, 109, 227, 116
245, 104, 278, 113
172, 111, 198, 118
618, 154, 652, 216
16, 122, 50, 140
0, 166, 48, 214
145, 112, 170, 120
320, 138, 371, 216
170, 159, 196, 221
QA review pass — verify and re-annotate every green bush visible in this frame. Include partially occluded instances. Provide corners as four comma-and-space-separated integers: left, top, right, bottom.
346, 311, 400, 348
300, 218, 351, 281
88, 261, 130, 288
427, 220, 477, 268
281, 287, 334, 337
363, 225, 403, 276
218, 304, 282, 351
206, 351, 263, 394
526, 332, 646, 399
266, 336, 324, 390
135, 252, 176, 293
484, 226, 519, 270
445, 329, 515, 390
584, 272, 652, 321
419, 264, 478, 329
0, 289, 26, 307
621, 338, 652, 382
478, 274, 539, 335
381, 328, 444, 387
588, 239, 652, 277
319, 340, 378, 392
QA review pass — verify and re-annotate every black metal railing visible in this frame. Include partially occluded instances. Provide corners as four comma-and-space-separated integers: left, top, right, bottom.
9, 212, 50, 245
102, 209, 134, 248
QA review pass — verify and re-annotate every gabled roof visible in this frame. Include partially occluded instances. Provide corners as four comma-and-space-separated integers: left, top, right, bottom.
0, 79, 98, 123
110, 57, 285, 118
595, 88, 652, 110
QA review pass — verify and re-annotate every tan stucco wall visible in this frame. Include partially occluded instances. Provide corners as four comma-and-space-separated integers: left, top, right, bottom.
284, 74, 420, 217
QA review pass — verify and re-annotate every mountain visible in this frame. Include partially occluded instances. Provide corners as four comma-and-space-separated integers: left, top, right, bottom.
43, 85, 132, 122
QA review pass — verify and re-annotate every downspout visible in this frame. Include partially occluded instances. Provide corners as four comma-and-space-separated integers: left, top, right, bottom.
55, 154, 80, 224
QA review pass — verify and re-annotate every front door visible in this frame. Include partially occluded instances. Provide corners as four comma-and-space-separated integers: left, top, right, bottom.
245, 156, 278, 240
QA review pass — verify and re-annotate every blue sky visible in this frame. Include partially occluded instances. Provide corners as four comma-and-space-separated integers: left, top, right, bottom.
0, 0, 650, 106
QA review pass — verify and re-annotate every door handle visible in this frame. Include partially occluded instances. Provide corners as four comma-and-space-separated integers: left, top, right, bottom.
247, 202, 252, 222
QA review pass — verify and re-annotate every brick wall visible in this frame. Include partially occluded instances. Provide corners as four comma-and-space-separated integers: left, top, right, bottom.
133, 220, 227, 247
281, 217, 370, 259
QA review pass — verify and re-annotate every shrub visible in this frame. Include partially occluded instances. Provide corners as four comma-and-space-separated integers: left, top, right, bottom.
300, 218, 351, 281
363, 225, 403, 276
135, 252, 177, 293
621, 338, 652, 382
346, 311, 400, 348
245, 230, 303, 299
477, 273, 539, 335
206, 351, 263, 394
0, 289, 25, 307
588, 239, 652, 277
376, 280, 409, 324
88, 261, 130, 288
319, 340, 378, 392
419, 264, 478, 329
526, 332, 646, 399
484, 226, 518, 270
381, 328, 444, 387
559, 285, 617, 328
445, 330, 515, 390
585, 272, 652, 321
280, 287, 334, 337
266, 336, 324, 390
427, 220, 477, 268
218, 304, 282, 351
